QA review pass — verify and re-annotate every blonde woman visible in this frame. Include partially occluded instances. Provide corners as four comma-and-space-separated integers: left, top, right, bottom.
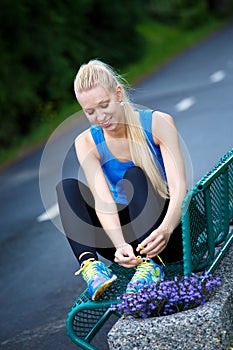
56, 59, 187, 300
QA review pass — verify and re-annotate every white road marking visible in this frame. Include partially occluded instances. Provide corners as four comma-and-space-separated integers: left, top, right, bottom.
37, 203, 59, 222
175, 97, 196, 112
209, 70, 226, 83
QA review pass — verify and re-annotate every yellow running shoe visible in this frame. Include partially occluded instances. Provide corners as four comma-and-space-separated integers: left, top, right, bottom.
126, 258, 164, 294
75, 258, 117, 300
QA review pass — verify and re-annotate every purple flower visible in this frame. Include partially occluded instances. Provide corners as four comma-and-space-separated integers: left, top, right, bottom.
111, 272, 221, 318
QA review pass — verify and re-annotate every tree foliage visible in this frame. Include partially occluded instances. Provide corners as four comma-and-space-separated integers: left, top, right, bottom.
0, 0, 232, 149
0, 0, 144, 148
145, 0, 233, 26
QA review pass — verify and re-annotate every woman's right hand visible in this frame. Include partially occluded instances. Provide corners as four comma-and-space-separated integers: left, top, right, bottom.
114, 243, 140, 268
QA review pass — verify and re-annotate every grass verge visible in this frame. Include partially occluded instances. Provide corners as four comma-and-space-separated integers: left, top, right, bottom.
125, 18, 226, 84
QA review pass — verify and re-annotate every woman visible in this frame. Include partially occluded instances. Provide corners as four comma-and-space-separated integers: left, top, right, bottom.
56, 59, 187, 300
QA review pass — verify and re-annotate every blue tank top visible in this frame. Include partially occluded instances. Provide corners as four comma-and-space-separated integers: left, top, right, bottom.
90, 109, 166, 204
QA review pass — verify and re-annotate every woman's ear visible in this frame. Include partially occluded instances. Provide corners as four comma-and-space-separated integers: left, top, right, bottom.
116, 85, 123, 101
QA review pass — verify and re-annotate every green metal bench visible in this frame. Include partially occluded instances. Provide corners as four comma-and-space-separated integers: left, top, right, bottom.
66, 149, 233, 350
182, 148, 233, 275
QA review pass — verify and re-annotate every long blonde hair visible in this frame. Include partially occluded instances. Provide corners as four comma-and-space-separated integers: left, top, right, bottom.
74, 59, 168, 198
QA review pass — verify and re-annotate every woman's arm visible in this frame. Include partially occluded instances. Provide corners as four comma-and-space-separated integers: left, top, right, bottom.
75, 131, 138, 267
137, 111, 187, 257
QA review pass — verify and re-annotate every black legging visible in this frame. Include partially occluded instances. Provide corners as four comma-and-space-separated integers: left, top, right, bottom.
56, 166, 183, 265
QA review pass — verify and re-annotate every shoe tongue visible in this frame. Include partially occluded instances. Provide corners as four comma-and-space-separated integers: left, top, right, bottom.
142, 257, 150, 263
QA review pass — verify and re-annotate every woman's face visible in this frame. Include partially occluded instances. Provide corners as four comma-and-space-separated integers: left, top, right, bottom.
77, 85, 124, 131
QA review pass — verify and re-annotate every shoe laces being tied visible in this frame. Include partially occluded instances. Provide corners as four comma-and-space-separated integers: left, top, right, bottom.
137, 244, 166, 267
134, 256, 158, 279
74, 258, 97, 280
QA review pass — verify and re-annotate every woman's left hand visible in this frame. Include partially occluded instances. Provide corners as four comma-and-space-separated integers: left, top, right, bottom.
136, 227, 172, 258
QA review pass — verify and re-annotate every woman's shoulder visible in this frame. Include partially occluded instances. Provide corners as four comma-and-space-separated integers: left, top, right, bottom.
138, 109, 174, 125
75, 128, 90, 144
75, 128, 97, 156
151, 111, 176, 144
152, 110, 176, 131
153, 110, 174, 123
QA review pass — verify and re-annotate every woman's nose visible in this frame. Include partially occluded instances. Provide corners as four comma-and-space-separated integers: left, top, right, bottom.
95, 108, 105, 122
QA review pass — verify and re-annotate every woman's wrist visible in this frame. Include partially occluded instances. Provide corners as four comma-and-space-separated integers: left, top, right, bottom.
115, 242, 128, 249
158, 222, 176, 236
159, 209, 181, 235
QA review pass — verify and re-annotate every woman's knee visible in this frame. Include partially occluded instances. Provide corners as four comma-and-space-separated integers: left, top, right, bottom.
56, 178, 79, 202
123, 166, 149, 204
124, 166, 146, 183
56, 179, 77, 218
56, 178, 91, 212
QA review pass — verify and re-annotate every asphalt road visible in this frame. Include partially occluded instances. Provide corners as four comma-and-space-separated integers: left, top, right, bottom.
0, 22, 232, 350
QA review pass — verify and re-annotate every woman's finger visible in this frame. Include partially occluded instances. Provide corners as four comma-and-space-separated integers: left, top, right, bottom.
114, 256, 138, 268
146, 241, 167, 257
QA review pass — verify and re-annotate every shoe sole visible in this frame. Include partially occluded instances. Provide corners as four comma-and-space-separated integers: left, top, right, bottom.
92, 275, 117, 300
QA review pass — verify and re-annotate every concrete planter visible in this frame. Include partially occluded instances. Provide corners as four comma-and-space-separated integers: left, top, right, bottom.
108, 246, 232, 350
